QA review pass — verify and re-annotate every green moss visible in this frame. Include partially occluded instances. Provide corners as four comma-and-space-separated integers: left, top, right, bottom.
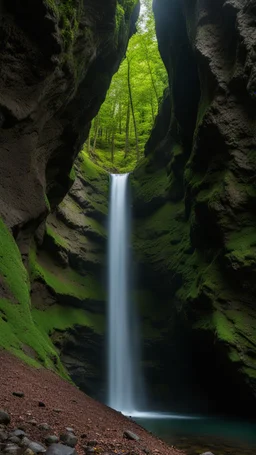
115, 0, 138, 46
78, 150, 109, 216
0, 219, 30, 306
30, 248, 104, 302
132, 157, 168, 206
32, 305, 104, 336
46, 225, 69, 249
69, 165, 77, 185
45, 0, 80, 50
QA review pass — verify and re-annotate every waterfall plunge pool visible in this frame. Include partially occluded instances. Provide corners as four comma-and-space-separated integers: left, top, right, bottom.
129, 413, 256, 455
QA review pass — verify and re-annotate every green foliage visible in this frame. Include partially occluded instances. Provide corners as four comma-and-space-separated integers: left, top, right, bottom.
89, 0, 167, 172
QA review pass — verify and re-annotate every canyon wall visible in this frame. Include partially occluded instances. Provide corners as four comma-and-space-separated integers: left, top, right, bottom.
132, 0, 256, 416
0, 0, 139, 389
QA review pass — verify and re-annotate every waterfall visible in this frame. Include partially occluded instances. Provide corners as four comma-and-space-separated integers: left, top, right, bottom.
108, 173, 135, 414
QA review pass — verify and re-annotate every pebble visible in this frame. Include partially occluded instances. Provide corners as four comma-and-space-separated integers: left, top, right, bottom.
24, 450, 36, 455
0, 410, 10, 425
85, 448, 94, 455
3, 444, 21, 455
65, 429, 74, 434
28, 420, 37, 427
45, 443, 78, 455
38, 402, 46, 408
20, 437, 31, 448
9, 430, 26, 439
53, 410, 61, 414
0, 430, 8, 441
87, 441, 97, 447
200, 453, 215, 455
60, 433, 78, 448
38, 424, 51, 432
123, 431, 140, 441
12, 392, 24, 398
28, 441, 47, 454
45, 436, 59, 446
9, 437, 21, 445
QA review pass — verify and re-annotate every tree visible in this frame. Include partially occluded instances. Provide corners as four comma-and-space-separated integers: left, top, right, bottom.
88, 0, 167, 172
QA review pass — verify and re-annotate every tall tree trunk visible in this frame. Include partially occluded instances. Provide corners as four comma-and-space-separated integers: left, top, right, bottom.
127, 56, 139, 162
111, 130, 115, 163
125, 100, 130, 158
150, 90, 155, 124
119, 103, 122, 135
143, 39, 159, 104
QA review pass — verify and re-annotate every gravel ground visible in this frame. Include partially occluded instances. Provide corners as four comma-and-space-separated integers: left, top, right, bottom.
0, 351, 184, 455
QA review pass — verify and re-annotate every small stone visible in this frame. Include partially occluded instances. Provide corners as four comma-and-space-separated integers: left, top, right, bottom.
3, 444, 21, 455
200, 453, 215, 455
8, 437, 21, 445
28, 442, 46, 454
0, 430, 8, 441
38, 424, 51, 432
38, 402, 46, 408
45, 436, 59, 447
0, 410, 10, 425
24, 450, 36, 455
53, 410, 61, 414
28, 420, 37, 427
12, 392, 24, 398
9, 430, 26, 439
65, 429, 74, 434
45, 444, 78, 455
123, 431, 140, 442
60, 433, 78, 448
20, 437, 31, 448
86, 442, 97, 447
85, 448, 94, 455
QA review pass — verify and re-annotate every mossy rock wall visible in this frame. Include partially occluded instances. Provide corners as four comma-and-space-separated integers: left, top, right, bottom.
30, 152, 109, 398
132, 0, 256, 416
0, 0, 139, 389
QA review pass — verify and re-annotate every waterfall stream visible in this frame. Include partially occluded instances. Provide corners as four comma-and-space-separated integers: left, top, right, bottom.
108, 173, 135, 414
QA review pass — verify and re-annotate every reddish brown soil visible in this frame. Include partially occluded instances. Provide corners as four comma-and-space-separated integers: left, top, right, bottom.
0, 352, 184, 455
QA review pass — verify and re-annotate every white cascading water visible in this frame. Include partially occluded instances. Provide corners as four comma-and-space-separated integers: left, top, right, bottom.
108, 173, 135, 414
107, 173, 199, 420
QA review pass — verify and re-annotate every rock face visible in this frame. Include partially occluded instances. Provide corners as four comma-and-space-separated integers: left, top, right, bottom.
0, 0, 139, 377
132, 0, 256, 416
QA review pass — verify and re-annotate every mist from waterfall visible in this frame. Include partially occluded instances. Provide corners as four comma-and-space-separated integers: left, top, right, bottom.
108, 173, 139, 414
